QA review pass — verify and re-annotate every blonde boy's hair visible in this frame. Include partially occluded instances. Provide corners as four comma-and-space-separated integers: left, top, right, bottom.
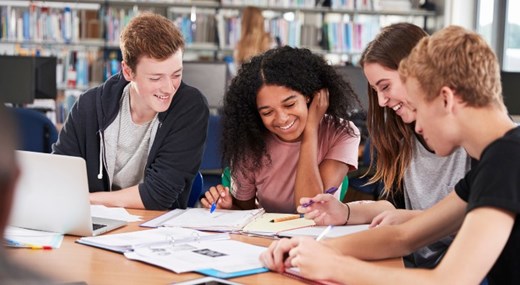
120, 12, 185, 73
399, 25, 504, 109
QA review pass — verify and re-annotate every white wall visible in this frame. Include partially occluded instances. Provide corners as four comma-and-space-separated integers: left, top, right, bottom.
441, 0, 477, 29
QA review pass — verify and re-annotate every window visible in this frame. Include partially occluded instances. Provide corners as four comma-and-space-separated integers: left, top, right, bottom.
476, 0, 494, 45
503, 0, 520, 71
477, 0, 520, 72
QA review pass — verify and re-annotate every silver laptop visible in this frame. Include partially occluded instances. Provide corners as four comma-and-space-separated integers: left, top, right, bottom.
9, 151, 127, 236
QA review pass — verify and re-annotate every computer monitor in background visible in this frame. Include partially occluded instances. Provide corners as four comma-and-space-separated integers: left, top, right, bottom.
182, 61, 228, 110
34, 56, 57, 100
0, 55, 35, 105
333, 65, 368, 114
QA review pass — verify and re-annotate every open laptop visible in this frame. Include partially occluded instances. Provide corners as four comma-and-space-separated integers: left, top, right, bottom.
8, 151, 127, 236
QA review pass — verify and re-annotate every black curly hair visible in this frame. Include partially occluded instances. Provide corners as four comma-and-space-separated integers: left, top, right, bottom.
223, 46, 361, 177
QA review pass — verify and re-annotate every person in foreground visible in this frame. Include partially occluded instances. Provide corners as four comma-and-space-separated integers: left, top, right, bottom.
201, 46, 362, 213
0, 106, 55, 284
299, 23, 471, 268
53, 12, 209, 210
261, 25, 519, 284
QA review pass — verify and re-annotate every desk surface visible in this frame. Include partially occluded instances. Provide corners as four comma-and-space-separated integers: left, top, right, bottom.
8, 209, 403, 285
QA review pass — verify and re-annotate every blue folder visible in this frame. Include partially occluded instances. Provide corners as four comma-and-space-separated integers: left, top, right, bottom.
196, 267, 269, 279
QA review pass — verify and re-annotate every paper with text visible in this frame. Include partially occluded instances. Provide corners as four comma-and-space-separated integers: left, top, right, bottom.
125, 239, 267, 273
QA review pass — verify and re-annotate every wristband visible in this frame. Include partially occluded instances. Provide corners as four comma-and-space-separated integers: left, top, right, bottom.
343, 202, 351, 225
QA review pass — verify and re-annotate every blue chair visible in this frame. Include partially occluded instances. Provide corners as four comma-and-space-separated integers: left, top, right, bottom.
9, 107, 58, 153
201, 114, 224, 192
188, 172, 204, 207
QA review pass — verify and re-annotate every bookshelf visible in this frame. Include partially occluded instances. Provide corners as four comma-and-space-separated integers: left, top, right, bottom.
1, 0, 439, 121
0, 0, 438, 76
217, 0, 437, 59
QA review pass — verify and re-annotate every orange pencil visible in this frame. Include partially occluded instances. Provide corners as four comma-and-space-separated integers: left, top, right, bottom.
269, 214, 304, 223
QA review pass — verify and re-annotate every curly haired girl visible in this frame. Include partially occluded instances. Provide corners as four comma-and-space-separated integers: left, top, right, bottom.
201, 46, 362, 213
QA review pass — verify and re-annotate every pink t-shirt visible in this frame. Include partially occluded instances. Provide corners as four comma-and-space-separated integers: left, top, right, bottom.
231, 118, 360, 213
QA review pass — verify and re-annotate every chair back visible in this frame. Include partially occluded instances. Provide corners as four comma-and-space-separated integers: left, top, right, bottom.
9, 107, 58, 153
200, 114, 224, 192
188, 171, 204, 207
201, 114, 223, 171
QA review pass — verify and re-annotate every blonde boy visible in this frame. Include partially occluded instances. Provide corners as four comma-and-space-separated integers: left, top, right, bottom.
261, 26, 520, 285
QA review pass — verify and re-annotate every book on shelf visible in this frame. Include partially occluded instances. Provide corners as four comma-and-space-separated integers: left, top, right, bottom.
0, 5, 92, 43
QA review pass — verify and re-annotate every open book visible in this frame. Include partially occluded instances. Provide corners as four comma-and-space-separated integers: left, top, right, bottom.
76, 227, 229, 253
125, 238, 268, 275
141, 208, 316, 236
77, 227, 268, 278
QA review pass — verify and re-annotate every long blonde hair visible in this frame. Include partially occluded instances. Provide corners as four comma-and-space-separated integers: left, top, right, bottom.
235, 6, 271, 65
359, 23, 428, 197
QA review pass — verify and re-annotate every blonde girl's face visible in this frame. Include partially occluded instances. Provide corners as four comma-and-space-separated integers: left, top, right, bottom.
363, 62, 416, 123
256, 85, 309, 142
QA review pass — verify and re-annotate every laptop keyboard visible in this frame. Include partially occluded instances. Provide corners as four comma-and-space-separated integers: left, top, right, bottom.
92, 223, 107, 231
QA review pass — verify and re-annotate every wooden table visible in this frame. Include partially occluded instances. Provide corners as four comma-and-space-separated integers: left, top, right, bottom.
8, 209, 403, 285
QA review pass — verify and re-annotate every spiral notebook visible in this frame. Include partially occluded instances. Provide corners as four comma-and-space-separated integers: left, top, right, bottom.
76, 227, 229, 253
141, 208, 266, 232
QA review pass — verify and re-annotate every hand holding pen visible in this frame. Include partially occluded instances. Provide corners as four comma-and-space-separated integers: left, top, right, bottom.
297, 187, 349, 226
301, 186, 338, 208
210, 196, 220, 213
200, 184, 232, 211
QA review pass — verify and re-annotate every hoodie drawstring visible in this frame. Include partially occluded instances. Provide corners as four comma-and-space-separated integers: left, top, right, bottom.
97, 131, 104, 180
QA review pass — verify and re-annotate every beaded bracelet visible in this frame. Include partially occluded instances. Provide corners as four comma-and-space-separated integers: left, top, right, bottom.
343, 202, 351, 225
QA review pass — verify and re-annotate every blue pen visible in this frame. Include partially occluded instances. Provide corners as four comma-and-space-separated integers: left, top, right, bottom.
210, 195, 221, 214
302, 186, 338, 208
